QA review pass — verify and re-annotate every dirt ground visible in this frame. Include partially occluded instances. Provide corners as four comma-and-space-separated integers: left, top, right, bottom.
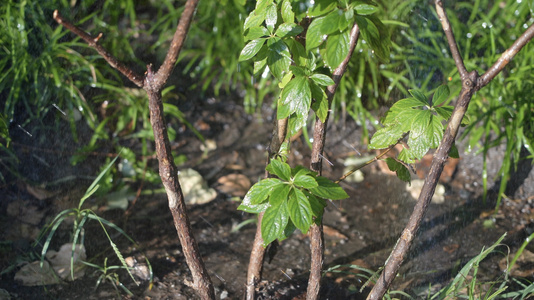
1, 97, 533, 299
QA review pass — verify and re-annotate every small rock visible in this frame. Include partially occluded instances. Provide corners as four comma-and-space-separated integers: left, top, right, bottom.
179, 168, 217, 205
216, 174, 251, 197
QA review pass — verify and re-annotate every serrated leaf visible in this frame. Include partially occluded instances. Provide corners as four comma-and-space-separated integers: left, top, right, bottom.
269, 183, 291, 206
406, 110, 433, 159
325, 29, 350, 69
267, 37, 292, 81
244, 26, 270, 41
354, 3, 378, 15
398, 148, 415, 164
289, 65, 307, 77
266, 159, 292, 181
385, 158, 411, 183
244, 178, 285, 205
369, 123, 405, 149
310, 74, 335, 86
408, 89, 429, 105
434, 106, 454, 120
237, 202, 269, 213
309, 176, 348, 200
262, 199, 289, 246
289, 188, 313, 233
279, 76, 311, 119
265, 3, 278, 32
293, 170, 318, 188
239, 38, 267, 62
291, 165, 317, 177
307, 0, 337, 17
432, 85, 450, 106
390, 97, 428, 112
281, 0, 295, 23
275, 23, 303, 38
286, 39, 308, 67
244, 9, 267, 30
310, 81, 329, 123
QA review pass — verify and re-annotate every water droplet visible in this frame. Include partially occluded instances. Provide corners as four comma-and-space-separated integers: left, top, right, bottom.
466, 32, 473, 38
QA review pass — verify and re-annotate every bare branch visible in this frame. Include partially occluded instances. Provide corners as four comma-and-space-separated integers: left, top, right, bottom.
152, 0, 200, 90
435, 0, 468, 80
478, 24, 534, 87
53, 10, 144, 87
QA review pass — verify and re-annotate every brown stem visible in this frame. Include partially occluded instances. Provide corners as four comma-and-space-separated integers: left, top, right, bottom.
53, 10, 144, 87
152, 0, 200, 90
307, 24, 360, 300
367, 2, 534, 299
54, 1, 214, 298
245, 117, 288, 300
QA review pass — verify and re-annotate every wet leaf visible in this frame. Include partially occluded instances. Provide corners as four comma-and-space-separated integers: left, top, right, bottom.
275, 23, 303, 38
278, 76, 311, 121
266, 159, 292, 181
267, 37, 291, 80
309, 176, 348, 200
281, 0, 295, 23
262, 199, 289, 246
310, 73, 335, 86
409, 89, 429, 106
239, 38, 266, 62
306, 11, 343, 51
244, 26, 270, 41
269, 183, 291, 206
432, 85, 450, 106
265, 3, 277, 32
288, 188, 313, 233
244, 9, 266, 30
293, 170, 318, 189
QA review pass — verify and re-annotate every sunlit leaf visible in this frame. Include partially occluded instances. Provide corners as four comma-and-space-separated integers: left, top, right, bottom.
244, 178, 284, 205
324, 29, 350, 69
266, 159, 292, 181
244, 26, 270, 41
432, 85, 450, 106
262, 199, 289, 246
267, 37, 291, 80
307, 0, 337, 17
239, 38, 266, 62
279, 76, 311, 120
309, 176, 348, 200
369, 123, 405, 149
354, 2, 378, 15
265, 3, 277, 32
310, 74, 335, 86
275, 23, 303, 38
306, 11, 343, 50
293, 170, 318, 189
281, 0, 295, 23
408, 89, 429, 105
244, 9, 267, 30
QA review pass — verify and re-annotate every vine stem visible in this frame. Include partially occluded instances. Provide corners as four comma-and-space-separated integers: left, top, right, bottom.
367, 1, 534, 299
307, 23, 360, 300
54, 1, 216, 298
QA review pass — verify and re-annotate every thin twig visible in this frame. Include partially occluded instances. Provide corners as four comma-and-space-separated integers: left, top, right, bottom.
53, 10, 144, 87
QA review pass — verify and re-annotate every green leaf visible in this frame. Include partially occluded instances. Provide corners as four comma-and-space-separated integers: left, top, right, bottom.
308, 193, 327, 218
286, 39, 308, 67
354, 3, 378, 15
291, 165, 317, 177
265, 3, 278, 32
278, 71, 294, 89
244, 9, 267, 30
449, 143, 459, 159
355, 15, 390, 61
239, 38, 267, 62
253, 58, 268, 75
324, 29, 350, 69
408, 89, 429, 105
281, 0, 295, 23
434, 106, 454, 120
310, 81, 329, 123
244, 26, 270, 41
288, 188, 313, 233
310, 74, 335, 86
269, 183, 291, 206
289, 65, 307, 77
275, 23, 304, 38
262, 199, 289, 246
385, 158, 411, 183
237, 201, 270, 213
266, 159, 292, 181
286, 112, 308, 137
406, 110, 435, 159
432, 85, 450, 106
307, 0, 337, 17
267, 37, 292, 81
369, 123, 405, 149
279, 76, 312, 120
256, 0, 274, 11
309, 176, 348, 200
306, 11, 343, 51
244, 178, 285, 205
293, 169, 318, 188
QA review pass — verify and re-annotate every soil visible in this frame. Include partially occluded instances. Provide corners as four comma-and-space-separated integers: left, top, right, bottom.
1, 95, 533, 300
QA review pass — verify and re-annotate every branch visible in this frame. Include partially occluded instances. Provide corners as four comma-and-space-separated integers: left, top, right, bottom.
307, 23, 360, 300
152, 0, 200, 90
434, 0, 468, 80
53, 10, 144, 87
367, 1, 534, 299
478, 24, 534, 87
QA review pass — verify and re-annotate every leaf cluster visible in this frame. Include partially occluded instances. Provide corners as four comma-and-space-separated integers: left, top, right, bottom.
238, 159, 348, 246
369, 85, 463, 181
238, 0, 391, 137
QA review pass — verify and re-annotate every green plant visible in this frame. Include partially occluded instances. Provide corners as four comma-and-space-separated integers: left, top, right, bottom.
238, 158, 348, 245
34, 153, 145, 288
82, 257, 134, 297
